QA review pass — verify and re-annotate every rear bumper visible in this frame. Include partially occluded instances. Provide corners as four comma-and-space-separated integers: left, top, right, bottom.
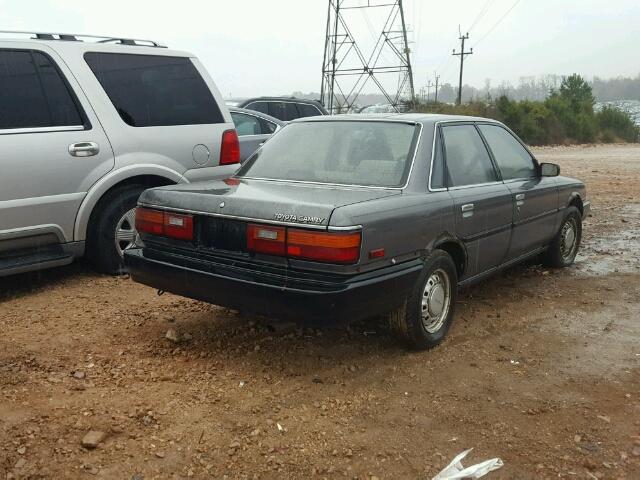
583, 201, 591, 219
125, 248, 422, 324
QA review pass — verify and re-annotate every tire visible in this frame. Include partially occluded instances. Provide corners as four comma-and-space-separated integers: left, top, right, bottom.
388, 250, 458, 350
544, 206, 582, 268
87, 184, 146, 275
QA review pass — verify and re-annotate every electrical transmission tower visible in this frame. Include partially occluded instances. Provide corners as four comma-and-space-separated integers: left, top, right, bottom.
320, 0, 415, 114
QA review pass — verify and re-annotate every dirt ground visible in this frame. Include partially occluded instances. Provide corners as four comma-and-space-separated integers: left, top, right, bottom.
1, 144, 639, 480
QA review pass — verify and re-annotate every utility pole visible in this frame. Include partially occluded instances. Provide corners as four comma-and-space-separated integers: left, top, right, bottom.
434, 72, 440, 103
426, 80, 433, 103
452, 31, 473, 105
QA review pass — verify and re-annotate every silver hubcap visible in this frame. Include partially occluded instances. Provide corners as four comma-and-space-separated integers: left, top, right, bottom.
421, 269, 451, 334
115, 208, 137, 258
560, 218, 578, 261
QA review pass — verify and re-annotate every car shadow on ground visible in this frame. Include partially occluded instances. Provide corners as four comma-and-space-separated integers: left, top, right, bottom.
139, 259, 556, 370
0, 261, 94, 303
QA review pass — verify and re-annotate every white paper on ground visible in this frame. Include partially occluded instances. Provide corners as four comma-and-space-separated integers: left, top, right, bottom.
432, 448, 504, 480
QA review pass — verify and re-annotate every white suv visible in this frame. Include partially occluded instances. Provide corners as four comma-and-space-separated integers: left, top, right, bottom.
0, 31, 239, 275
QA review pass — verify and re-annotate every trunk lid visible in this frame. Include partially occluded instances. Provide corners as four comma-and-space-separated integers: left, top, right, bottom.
139, 178, 400, 228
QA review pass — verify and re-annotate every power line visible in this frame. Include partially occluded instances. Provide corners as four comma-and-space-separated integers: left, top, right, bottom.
468, 0, 495, 33
473, 0, 522, 48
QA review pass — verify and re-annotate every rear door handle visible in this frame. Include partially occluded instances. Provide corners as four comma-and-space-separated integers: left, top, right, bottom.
69, 142, 99, 157
515, 193, 525, 206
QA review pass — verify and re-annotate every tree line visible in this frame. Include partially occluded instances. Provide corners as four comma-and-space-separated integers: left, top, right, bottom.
417, 74, 640, 145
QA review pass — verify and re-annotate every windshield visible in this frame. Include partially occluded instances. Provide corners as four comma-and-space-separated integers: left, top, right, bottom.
236, 121, 420, 187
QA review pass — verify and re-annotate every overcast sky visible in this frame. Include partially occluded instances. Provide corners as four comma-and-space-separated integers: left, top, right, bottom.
2, 0, 639, 98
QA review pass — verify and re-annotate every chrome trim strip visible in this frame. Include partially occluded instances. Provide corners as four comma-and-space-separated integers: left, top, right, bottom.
239, 121, 423, 191
448, 181, 503, 191
140, 203, 363, 232
0, 125, 84, 135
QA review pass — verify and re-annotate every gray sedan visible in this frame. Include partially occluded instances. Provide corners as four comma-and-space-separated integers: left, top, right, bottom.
229, 107, 283, 162
125, 114, 590, 350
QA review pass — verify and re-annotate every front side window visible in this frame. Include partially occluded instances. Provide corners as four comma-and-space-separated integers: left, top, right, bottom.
298, 103, 322, 118
231, 112, 262, 136
85, 52, 223, 127
267, 102, 287, 120
478, 124, 537, 180
0, 50, 82, 129
442, 125, 497, 187
245, 101, 269, 115
237, 121, 419, 187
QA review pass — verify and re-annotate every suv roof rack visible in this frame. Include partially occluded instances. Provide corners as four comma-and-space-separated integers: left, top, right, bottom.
0, 30, 167, 48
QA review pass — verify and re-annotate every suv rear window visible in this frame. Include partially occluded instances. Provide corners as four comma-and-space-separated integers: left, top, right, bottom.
237, 121, 419, 187
85, 52, 223, 127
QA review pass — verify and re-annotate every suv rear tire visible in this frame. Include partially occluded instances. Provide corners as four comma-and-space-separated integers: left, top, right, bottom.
87, 184, 146, 275
388, 250, 458, 350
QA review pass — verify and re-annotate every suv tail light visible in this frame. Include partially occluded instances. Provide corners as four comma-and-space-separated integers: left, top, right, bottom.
220, 129, 240, 165
246, 223, 361, 264
135, 207, 193, 241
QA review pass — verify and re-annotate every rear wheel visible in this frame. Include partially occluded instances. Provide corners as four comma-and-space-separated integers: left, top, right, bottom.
388, 250, 458, 350
544, 206, 582, 268
87, 184, 146, 275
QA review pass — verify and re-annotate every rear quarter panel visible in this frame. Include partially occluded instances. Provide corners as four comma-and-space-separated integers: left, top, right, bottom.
323, 192, 455, 275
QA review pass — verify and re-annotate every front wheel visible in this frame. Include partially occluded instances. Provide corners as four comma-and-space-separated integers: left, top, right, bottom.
388, 250, 458, 350
544, 206, 582, 268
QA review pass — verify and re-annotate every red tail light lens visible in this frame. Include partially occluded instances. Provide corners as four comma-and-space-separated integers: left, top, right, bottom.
247, 224, 286, 256
135, 208, 193, 241
135, 207, 164, 236
246, 224, 361, 264
287, 229, 361, 264
220, 129, 240, 165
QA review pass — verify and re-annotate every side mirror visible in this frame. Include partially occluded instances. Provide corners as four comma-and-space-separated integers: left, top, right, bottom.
540, 162, 560, 177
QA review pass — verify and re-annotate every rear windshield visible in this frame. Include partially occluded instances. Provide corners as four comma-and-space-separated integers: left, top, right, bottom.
84, 52, 223, 127
237, 121, 419, 187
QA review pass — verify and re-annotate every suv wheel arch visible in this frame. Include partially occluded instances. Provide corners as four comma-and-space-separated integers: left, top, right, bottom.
74, 167, 186, 243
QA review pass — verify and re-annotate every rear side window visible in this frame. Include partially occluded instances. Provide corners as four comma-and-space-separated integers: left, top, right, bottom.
85, 52, 223, 127
0, 50, 83, 129
231, 112, 261, 136
442, 125, 497, 187
298, 103, 322, 118
478, 124, 537, 180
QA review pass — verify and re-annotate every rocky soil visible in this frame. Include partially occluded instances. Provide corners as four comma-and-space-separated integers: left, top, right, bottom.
1, 144, 639, 479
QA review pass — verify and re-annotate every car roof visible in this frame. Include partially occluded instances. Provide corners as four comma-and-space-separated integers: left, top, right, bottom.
238, 97, 324, 105
228, 106, 284, 125
291, 112, 503, 126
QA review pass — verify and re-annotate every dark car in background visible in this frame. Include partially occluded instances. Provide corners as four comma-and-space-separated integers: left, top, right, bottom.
229, 107, 283, 162
125, 114, 590, 350
226, 97, 328, 121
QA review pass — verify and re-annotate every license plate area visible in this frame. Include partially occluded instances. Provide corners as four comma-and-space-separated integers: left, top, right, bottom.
197, 217, 247, 253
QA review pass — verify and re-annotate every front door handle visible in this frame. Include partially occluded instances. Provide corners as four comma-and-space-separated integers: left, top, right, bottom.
69, 142, 99, 157
515, 193, 525, 206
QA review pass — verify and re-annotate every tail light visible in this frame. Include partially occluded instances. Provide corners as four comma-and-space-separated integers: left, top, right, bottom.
135, 207, 193, 241
287, 229, 361, 264
246, 223, 361, 264
220, 129, 240, 165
